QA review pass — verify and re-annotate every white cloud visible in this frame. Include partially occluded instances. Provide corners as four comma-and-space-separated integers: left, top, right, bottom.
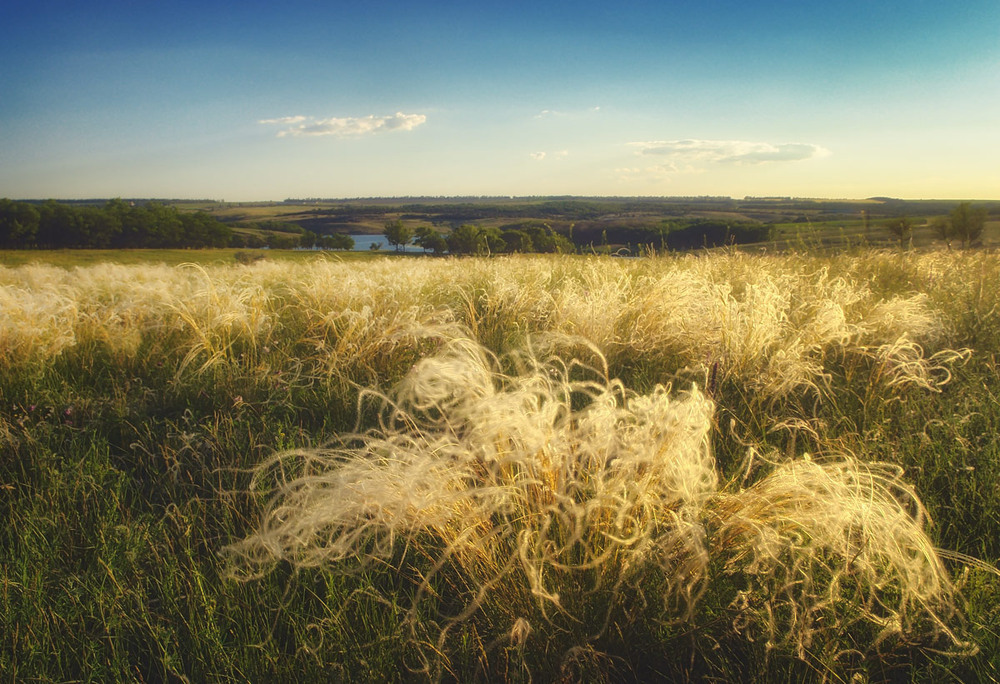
529, 150, 569, 161
535, 107, 600, 119
530, 150, 568, 162
257, 115, 307, 125
630, 139, 829, 165
261, 112, 427, 138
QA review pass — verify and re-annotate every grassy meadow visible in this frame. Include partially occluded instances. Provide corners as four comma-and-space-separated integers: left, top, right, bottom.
2, 249, 1000, 682
0, 248, 383, 269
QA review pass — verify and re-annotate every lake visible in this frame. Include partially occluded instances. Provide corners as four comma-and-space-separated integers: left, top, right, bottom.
349, 234, 425, 253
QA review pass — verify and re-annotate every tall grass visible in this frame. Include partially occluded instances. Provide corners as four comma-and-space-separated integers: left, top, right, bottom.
2, 249, 1000, 681
227, 332, 972, 678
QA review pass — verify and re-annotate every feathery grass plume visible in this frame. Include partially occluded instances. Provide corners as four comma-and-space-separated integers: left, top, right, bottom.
166, 263, 279, 376
865, 336, 971, 393
0, 253, 972, 400
284, 259, 456, 389
712, 455, 963, 660
230, 335, 969, 677
0, 272, 78, 366
456, 257, 558, 348
865, 294, 943, 346
552, 259, 633, 348
228, 333, 719, 673
603, 254, 858, 398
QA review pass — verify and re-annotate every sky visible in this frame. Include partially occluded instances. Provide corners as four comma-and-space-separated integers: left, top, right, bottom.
1, 0, 998, 201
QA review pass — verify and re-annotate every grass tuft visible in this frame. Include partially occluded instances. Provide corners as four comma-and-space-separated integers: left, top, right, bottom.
230, 334, 973, 679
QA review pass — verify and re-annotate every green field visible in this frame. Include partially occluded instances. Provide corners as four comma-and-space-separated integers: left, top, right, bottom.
0, 248, 390, 268
2, 250, 999, 681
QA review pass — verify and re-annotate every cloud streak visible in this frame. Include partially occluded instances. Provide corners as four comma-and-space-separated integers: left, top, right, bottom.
631, 139, 829, 164
530, 150, 569, 161
535, 106, 601, 119
257, 115, 307, 125
261, 112, 427, 138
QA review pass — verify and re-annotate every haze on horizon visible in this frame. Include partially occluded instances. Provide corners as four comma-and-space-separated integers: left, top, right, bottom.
1, 0, 998, 202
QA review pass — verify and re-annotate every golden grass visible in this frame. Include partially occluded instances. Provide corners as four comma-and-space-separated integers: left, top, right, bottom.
1, 252, 981, 394
6, 248, 1000, 680
227, 332, 974, 676
4, 248, 999, 678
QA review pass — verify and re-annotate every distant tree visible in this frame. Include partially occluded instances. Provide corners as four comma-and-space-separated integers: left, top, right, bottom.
36, 200, 80, 248
414, 226, 448, 254
106, 199, 142, 248
104, 198, 131, 224
525, 225, 573, 253
501, 229, 533, 253
242, 233, 266, 249
128, 202, 183, 248
446, 224, 485, 255
930, 216, 952, 245
480, 226, 506, 255
951, 202, 987, 248
320, 233, 354, 250
265, 233, 298, 249
299, 229, 319, 249
180, 212, 231, 248
413, 225, 436, 250
665, 222, 730, 250
443, 224, 504, 255
383, 219, 413, 252
884, 216, 913, 249
74, 206, 119, 248
425, 232, 449, 255
0, 199, 40, 248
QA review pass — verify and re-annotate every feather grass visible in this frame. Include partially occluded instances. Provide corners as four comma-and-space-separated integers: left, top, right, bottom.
229, 333, 974, 676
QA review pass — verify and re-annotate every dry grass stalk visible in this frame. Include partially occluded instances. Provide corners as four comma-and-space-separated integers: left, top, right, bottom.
229, 334, 969, 672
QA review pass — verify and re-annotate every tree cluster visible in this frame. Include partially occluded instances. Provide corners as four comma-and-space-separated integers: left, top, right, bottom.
0, 199, 233, 249
930, 202, 988, 248
570, 219, 773, 253
0, 199, 359, 251
883, 216, 913, 248
662, 221, 773, 251
394, 223, 574, 256
384, 218, 774, 257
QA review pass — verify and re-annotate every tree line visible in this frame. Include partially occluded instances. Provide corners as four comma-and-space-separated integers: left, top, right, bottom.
385, 219, 775, 255
882, 202, 989, 249
0, 199, 356, 251
0, 199, 233, 249
384, 221, 576, 255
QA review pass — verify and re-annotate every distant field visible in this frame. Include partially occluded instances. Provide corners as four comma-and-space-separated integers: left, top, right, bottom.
179, 197, 1000, 253
202, 203, 395, 235
0, 248, 391, 268
768, 218, 1000, 250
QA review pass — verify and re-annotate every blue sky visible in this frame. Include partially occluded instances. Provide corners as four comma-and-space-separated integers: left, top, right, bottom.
2, 0, 998, 200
